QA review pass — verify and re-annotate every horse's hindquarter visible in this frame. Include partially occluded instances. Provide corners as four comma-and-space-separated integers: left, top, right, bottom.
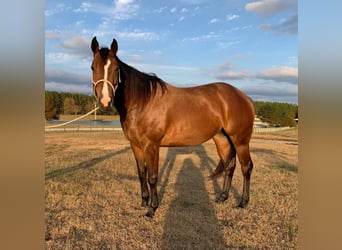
160, 83, 254, 146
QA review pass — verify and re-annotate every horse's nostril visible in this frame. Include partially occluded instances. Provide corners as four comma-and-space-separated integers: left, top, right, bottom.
100, 96, 111, 107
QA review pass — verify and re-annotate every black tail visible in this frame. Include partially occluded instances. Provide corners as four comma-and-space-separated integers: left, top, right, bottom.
210, 130, 236, 179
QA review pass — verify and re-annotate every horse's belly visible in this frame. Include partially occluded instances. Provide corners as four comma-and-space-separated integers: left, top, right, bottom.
160, 123, 220, 147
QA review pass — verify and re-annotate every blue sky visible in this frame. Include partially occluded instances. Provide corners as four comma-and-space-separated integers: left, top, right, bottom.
45, 0, 297, 103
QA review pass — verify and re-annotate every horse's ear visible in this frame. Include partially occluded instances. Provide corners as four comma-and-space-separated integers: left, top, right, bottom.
91, 36, 99, 54
111, 39, 118, 55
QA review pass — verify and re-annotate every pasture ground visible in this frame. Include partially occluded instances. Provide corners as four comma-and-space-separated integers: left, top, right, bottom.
45, 128, 298, 249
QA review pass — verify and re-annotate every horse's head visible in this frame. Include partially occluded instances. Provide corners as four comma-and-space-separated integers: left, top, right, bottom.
91, 36, 120, 110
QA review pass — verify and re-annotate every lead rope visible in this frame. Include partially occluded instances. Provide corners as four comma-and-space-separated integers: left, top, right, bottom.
45, 106, 100, 128
45, 69, 121, 129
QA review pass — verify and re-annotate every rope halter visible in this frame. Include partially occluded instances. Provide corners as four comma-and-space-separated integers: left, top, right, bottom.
92, 68, 121, 101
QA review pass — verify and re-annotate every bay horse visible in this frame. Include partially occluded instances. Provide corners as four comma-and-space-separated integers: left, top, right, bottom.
91, 37, 255, 218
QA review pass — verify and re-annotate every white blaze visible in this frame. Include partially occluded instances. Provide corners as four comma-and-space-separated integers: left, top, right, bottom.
101, 59, 111, 107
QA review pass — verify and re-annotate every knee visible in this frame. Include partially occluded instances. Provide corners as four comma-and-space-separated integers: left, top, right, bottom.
242, 160, 253, 176
247, 160, 253, 175
137, 164, 147, 179
138, 171, 146, 180
227, 157, 236, 170
148, 176, 158, 186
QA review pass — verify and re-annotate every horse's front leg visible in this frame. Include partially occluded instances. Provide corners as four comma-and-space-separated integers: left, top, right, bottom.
144, 143, 160, 218
131, 144, 149, 208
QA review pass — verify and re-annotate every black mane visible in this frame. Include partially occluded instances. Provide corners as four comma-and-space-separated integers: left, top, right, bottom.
116, 57, 167, 108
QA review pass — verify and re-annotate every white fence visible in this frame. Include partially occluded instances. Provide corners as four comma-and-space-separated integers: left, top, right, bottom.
45, 108, 294, 133
45, 125, 292, 133
45, 126, 123, 132
253, 126, 291, 133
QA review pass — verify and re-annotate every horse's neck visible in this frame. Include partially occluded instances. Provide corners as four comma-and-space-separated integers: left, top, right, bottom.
113, 81, 142, 122
113, 85, 128, 120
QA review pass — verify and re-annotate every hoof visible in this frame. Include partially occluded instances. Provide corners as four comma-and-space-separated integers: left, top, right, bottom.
216, 194, 228, 204
237, 199, 249, 208
145, 208, 155, 218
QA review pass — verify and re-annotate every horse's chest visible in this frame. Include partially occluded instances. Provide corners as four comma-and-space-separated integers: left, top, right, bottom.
121, 117, 165, 145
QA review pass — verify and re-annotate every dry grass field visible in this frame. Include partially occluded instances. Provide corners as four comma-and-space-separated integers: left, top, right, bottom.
45, 128, 298, 249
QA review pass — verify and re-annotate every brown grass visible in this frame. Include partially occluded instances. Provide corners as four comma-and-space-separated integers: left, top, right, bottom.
45, 128, 298, 249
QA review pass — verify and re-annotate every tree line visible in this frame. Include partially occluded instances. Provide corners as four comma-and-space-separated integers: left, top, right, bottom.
253, 101, 298, 127
45, 91, 117, 120
45, 91, 298, 127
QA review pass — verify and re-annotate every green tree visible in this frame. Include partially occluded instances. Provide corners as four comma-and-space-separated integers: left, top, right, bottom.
45, 91, 58, 120
45, 91, 63, 120
253, 101, 298, 127
63, 97, 80, 115
85, 100, 96, 113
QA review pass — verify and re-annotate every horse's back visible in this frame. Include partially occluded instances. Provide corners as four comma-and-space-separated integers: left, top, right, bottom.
169, 82, 254, 122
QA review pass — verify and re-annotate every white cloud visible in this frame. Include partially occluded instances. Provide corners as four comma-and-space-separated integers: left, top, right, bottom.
215, 71, 251, 80
153, 50, 163, 56
183, 32, 221, 42
226, 14, 239, 21
287, 56, 297, 66
112, 0, 140, 20
72, 0, 139, 20
209, 18, 219, 24
218, 61, 233, 70
212, 62, 297, 85
217, 40, 241, 49
256, 66, 298, 84
155, 6, 167, 13
260, 14, 297, 34
117, 0, 134, 4
61, 36, 89, 49
75, 21, 84, 28
45, 68, 90, 86
245, 0, 297, 17
242, 84, 298, 103
133, 63, 197, 75
45, 52, 75, 64
73, 2, 91, 13
60, 35, 90, 57
178, 16, 185, 23
211, 61, 251, 80
46, 36, 90, 71
45, 3, 67, 17
45, 30, 61, 39
128, 54, 143, 62
179, 0, 210, 4
45, 82, 92, 94
170, 7, 177, 13
117, 31, 159, 40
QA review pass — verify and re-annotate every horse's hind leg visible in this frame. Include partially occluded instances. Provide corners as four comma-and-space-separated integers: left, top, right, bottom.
234, 142, 253, 208
217, 150, 236, 203
212, 132, 237, 203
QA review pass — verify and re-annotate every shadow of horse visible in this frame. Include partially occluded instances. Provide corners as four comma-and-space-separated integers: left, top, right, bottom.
161, 154, 228, 249
158, 145, 240, 205
159, 145, 245, 248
